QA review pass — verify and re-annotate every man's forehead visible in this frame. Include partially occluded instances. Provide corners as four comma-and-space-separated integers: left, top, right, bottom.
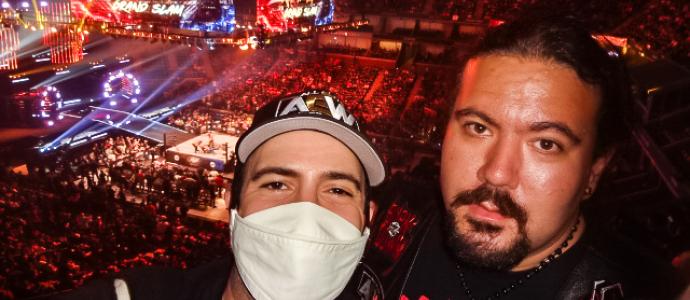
246, 130, 365, 176
456, 55, 601, 133
462, 55, 600, 93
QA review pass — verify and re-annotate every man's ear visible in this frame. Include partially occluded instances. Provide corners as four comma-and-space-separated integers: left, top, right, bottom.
586, 149, 615, 198
368, 201, 377, 224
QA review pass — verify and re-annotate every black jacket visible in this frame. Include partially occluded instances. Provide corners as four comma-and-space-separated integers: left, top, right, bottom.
43, 256, 382, 300
46, 258, 232, 300
361, 176, 683, 299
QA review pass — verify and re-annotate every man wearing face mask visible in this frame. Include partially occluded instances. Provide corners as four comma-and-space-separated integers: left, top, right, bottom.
226, 90, 385, 300
49, 90, 386, 300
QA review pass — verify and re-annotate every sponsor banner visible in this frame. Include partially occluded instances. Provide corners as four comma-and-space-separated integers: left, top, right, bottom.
165, 149, 226, 171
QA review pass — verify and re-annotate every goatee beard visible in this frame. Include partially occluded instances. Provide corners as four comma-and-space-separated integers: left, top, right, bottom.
444, 184, 530, 271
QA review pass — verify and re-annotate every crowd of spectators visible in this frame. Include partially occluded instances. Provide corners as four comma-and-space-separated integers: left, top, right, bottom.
190, 51, 418, 138
478, 0, 686, 66
318, 44, 368, 56
337, 0, 426, 16
338, 0, 686, 67
398, 69, 454, 144
416, 47, 460, 65
366, 68, 416, 131
433, 0, 477, 21
153, 48, 453, 174
164, 48, 446, 161
367, 44, 400, 60
167, 107, 252, 137
616, 0, 688, 65
470, 0, 687, 66
172, 51, 385, 134
0, 134, 230, 299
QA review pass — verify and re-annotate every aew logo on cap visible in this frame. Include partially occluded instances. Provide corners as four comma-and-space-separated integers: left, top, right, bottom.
274, 91, 359, 130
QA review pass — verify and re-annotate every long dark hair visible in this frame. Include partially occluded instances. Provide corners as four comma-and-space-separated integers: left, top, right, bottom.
468, 13, 633, 158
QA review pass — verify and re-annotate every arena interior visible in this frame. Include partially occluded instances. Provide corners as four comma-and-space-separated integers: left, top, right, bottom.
0, 0, 688, 298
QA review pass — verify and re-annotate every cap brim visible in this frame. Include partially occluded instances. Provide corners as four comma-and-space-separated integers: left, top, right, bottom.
237, 116, 386, 186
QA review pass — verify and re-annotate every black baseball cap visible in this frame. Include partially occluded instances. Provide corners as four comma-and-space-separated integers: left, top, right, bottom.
235, 90, 386, 186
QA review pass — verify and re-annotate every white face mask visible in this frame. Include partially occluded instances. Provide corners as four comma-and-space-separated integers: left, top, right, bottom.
230, 202, 370, 300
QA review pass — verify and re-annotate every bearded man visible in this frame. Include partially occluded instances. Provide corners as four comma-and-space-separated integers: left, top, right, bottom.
368, 14, 683, 300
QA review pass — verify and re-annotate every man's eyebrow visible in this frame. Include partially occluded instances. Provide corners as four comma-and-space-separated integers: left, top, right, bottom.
529, 122, 582, 145
324, 171, 362, 192
455, 108, 499, 128
250, 167, 299, 181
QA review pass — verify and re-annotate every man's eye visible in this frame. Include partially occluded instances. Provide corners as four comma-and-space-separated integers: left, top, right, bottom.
463, 122, 489, 135
329, 188, 353, 197
535, 139, 562, 153
262, 182, 286, 190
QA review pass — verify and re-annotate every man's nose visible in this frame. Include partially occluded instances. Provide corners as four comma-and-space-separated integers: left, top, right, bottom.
294, 181, 319, 204
477, 137, 520, 189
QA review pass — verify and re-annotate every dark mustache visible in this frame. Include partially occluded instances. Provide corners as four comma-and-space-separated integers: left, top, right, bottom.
450, 184, 527, 225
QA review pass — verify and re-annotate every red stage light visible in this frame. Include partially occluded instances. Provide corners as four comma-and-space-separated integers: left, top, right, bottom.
0, 26, 19, 70
44, 26, 85, 64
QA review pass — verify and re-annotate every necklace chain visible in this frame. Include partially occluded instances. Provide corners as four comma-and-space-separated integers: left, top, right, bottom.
456, 217, 580, 300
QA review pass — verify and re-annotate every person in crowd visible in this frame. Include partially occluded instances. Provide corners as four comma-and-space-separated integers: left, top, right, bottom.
368, 14, 684, 299
49, 90, 386, 300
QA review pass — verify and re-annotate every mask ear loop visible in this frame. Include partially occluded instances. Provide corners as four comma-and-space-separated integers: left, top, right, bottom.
363, 197, 370, 229
228, 162, 243, 242
230, 162, 244, 210
363, 174, 372, 229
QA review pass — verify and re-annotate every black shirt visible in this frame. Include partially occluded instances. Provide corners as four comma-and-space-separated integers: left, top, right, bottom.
401, 219, 586, 300
48, 257, 232, 300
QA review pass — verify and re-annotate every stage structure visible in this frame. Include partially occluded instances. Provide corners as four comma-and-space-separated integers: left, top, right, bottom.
257, 0, 334, 32
103, 70, 141, 107
165, 132, 237, 171
70, 0, 236, 33
1, 0, 363, 55
41, 0, 86, 64
0, 25, 19, 70
2, 0, 362, 52
10, 86, 63, 127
